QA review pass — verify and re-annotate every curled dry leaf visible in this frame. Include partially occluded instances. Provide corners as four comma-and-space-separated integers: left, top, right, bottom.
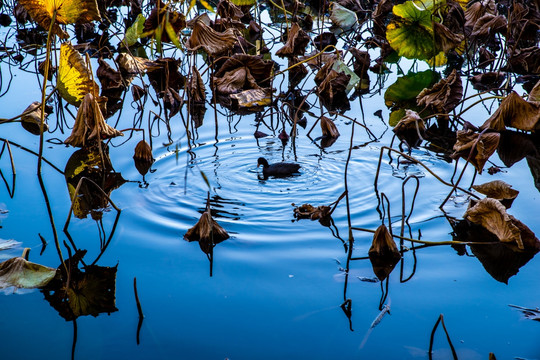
368, 224, 401, 281
0, 250, 56, 289
472, 180, 519, 208
116, 53, 159, 76
65, 93, 123, 147
288, 57, 308, 88
464, 0, 496, 34
19, 0, 101, 39
214, 66, 260, 94
451, 129, 500, 174
143, 2, 185, 44
147, 58, 185, 93
393, 109, 425, 148
276, 23, 310, 58
217, 0, 244, 20
57, 42, 100, 106
213, 54, 274, 95
529, 79, 540, 102
478, 47, 496, 68
480, 91, 540, 132
320, 116, 340, 139
417, 69, 463, 113
496, 130, 538, 168
21, 101, 49, 135
293, 203, 331, 220
464, 198, 524, 249
133, 140, 154, 176
186, 17, 238, 57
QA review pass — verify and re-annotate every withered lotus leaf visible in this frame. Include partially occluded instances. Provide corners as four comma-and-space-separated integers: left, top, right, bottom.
143, 3, 186, 44
472, 180, 519, 208
504, 47, 540, 75
230, 88, 272, 108
57, 42, 100, 106
470, 14, 507, 41
186, 17, 238, 57
276, 23, 310, 58
184, 208, 229, 245
417, 69, 463, 113
480, 91, 540, 132
464, 198, 523, 249
65, 93, 123, 147
451, 129, 500, 174
97, 58, 125, 92
116, 53, 159, 75
188, 65, 206, 104
214, 67, 261, 94
368, 224, 401, 281
293, 203, 332, 220
0, 252, 56, 289
214, 54, 274, 88
317, 69, 351, 111
288, 57, 308, 88
19, 0, 101, 39
433, 22, 464, 53
320, 116, 340, 139
329, 2, 358, 29
469, 72, 506, 91
147, 58, 185, 93
393, 109, 425, 148
21, 101, 49, 135
478, 47, 496, 68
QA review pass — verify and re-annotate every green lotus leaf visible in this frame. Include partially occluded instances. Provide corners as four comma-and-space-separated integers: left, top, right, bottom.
386, 20, 438, 61
124, 13, 145, 47
392, 0, 434, 29
330, 3, 358, 29
384, 70, 441, 108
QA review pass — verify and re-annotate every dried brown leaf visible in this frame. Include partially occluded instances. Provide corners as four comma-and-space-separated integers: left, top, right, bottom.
529, 79, 540, 102
184, 208, 229, 251
433, 22, 464, 53
504, 47, 540, 75
320, 116, 340, 139
21, 101, 49, 135
188, 66, 206, 104
186, 18, 238, 57
293, 203, 331, 220
317, 69, 350, 111
393, 109, 425, 148
469, 72, 506, 91
472, 180, 519, 208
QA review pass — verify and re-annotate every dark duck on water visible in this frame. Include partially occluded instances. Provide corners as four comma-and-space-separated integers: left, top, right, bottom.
257, 157, 301, 178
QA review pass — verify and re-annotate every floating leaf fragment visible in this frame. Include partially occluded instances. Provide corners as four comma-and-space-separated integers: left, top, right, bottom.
368, 224, 400, 281
293, 203, 331, 221
0, 249, 56, 289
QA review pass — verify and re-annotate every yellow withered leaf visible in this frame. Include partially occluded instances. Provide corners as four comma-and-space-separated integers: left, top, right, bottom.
57, 42, 99, 106
19, 0, 101, 39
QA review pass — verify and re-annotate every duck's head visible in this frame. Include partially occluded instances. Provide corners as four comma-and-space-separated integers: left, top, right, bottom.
257, 157, 269, 168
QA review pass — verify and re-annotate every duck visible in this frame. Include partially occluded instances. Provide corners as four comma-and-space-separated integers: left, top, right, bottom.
257, 157, 301, 178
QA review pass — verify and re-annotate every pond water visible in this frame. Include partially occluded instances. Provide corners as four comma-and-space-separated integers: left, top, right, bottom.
1, 2, 540, 360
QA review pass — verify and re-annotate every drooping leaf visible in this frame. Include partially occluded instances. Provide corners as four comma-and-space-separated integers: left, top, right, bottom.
184, 204, 229, 254
186, 16, 238, 57
19, 0, 101, 39
317, 69, 351, 111
64, 93, 123, 147
332, 59, 360, 93
0, 250, 56, 289
57, 42, 100, 106
133, 140, 154, 176
504, 47, 540, 75
320, 116, 340, 139
368, 224, 401, 281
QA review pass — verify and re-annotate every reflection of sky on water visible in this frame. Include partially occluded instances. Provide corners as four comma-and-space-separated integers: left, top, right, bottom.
0, 16, 539, 360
